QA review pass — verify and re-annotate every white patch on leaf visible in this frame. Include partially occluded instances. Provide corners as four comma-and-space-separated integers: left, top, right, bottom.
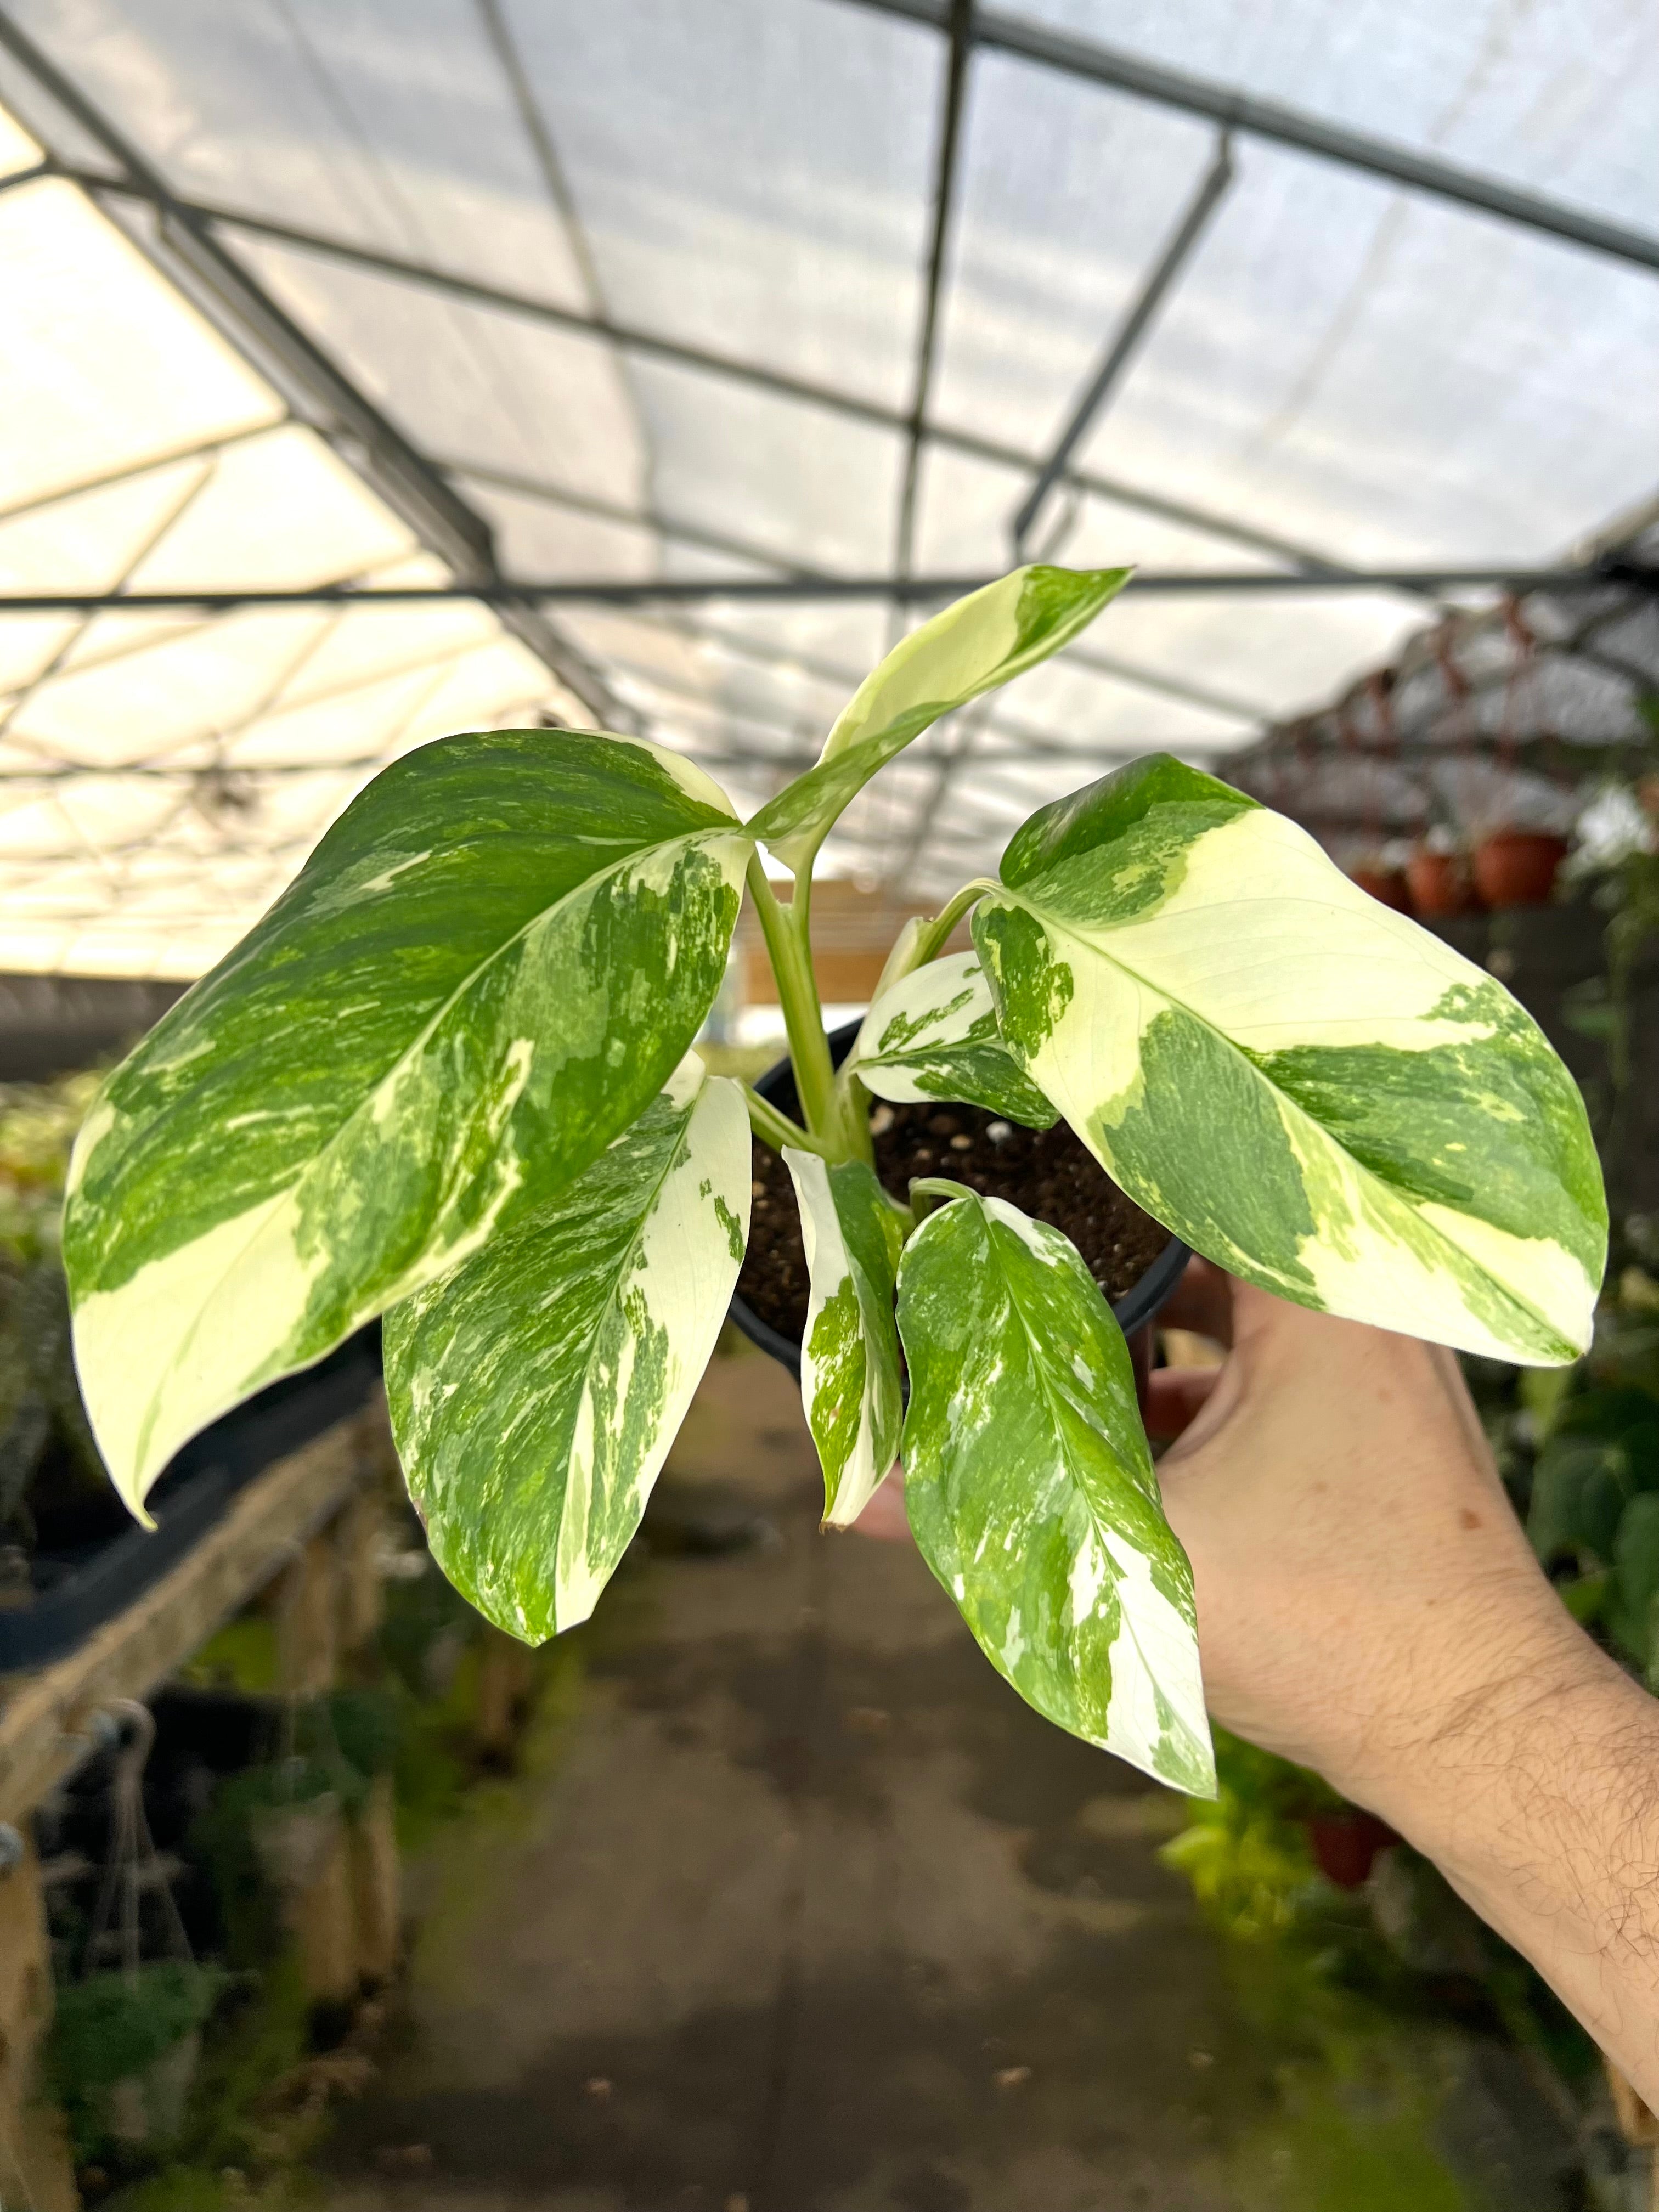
547, 1074, 752, 1627
65, 1093, 118, 1197
359, 850, 433, 896
1101, 1532, 1210, 1790
1068, 808, 1502, 1055
611, 730, 742, 817
71, 1187, 318, 1519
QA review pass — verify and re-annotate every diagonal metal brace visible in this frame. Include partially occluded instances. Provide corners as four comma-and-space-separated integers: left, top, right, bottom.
1012, 132, 1235, 557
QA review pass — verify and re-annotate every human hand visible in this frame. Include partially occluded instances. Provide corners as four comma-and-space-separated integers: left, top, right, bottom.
1149, 1266, 1659, 2098
1144, 1261, 1603, 1818
857, 1258, 1604, 1824
859, 1261, 1659, 2095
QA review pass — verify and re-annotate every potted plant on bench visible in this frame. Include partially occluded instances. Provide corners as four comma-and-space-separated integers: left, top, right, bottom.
61, 566, 1605, 1797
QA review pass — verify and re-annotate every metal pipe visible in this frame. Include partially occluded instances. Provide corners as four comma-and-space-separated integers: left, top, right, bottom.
840, 0, 1659, 278
894, 1, 974, 585
0, 566, 1608, 614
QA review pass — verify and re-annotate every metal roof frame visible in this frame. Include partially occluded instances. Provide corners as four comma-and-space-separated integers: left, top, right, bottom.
0, 5, 628, 733
1011, 131, 1235, 558
0, 567, 1618, 613
0, 0, 1655, 948
840, 0, 1659, 278
13, 168, 1358, 578
893, 0, 973, 591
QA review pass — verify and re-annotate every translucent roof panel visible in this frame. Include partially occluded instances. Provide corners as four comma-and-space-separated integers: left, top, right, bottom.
1014, 0, 1659, 234
504, 0, 941, 409
934, 49, 1659, 568
1, 0, 1656, 971
0, 163, 588, 975
232, 239, 650, 510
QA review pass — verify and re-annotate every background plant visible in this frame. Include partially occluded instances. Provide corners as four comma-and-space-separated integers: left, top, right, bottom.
0, 1070, 107, 1539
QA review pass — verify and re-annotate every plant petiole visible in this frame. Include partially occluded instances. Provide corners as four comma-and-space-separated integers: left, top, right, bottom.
866, 877, 1000, 1005
744, 851, 876, 1169
742, 1085, 831, 1159
909, 1175, 972, 1221
744, 853, 838, 1142
915, 878, 1001, 967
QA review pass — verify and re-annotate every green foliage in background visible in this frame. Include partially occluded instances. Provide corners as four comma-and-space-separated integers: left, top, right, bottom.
46, 1962, 228, 2162
0, 1070, 108, 1536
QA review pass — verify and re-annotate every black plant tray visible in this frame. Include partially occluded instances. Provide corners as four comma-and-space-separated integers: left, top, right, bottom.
728, 1018, 1189, 1378
0, 1326, 382, 1674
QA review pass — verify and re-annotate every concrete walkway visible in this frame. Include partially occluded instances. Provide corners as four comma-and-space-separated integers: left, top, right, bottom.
322, 1345, 1561, 2212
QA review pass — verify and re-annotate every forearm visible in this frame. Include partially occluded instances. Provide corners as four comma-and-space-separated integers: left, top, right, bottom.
1359, 1627, 1659, 2106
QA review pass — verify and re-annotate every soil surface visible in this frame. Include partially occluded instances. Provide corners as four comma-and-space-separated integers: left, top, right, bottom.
737, 1099, 1170, 1344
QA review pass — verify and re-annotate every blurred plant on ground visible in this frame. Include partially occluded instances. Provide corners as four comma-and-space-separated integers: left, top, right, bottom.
0, 1070, 108, 1542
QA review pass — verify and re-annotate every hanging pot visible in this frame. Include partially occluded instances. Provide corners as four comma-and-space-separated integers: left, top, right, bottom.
1405, 849, 1475, 919
1348, 864, 1410, 912
249, 1788, 342, 1899
1470, 829, 1567, 909
101, 2029, 201, 2148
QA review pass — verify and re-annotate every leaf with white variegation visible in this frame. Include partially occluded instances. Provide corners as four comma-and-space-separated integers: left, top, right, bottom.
783, 1149, 903, 1526
849, 950, 1057, 1128
64, 729, 751, 1517
896, 1183, 1214, 1793
383, 1056, 751, 1641
748, 565, 1131, 873
974, 754, 1605, 1365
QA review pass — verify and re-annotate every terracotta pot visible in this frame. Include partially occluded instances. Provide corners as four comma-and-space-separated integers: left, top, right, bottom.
1348, 865, 1410, 912
1405, 850, 1475, 918
1470, 829, 1567, 909
1305, 1809, 1398, 1891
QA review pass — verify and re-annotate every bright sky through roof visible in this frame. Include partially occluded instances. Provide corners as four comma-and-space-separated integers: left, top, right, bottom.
0, 0, 1654, 975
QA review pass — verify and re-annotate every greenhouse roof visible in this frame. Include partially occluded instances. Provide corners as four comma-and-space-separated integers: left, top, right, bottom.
0, 0, 1656, 975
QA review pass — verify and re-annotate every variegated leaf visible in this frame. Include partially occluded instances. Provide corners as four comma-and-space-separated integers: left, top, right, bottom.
848, 950, 1057, 1128
748, 565, 1130, 873
64, 729, 751, 1516
383, 1057, 751, 1641
974, 753, 1605, 1364
782, 1149, 903, 1527
896, 1183, 1214, 1794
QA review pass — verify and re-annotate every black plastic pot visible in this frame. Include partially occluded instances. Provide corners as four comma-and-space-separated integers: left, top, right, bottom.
0, 1327, 381, 1673
727, 1019, 1190, 1381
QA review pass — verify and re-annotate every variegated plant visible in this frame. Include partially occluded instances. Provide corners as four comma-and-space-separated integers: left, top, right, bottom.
62, 567, 1606, 1797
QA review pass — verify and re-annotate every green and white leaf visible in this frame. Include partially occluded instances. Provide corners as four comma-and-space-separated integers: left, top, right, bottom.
748, 565, 1131, 873
974, 753, 1606, 1365
782, 1149, 903, 1527
64, 729, 751, 1516
848, 950, 1057, 1128
896, 1184, 1213, 1794
383, 1054, 750, 1642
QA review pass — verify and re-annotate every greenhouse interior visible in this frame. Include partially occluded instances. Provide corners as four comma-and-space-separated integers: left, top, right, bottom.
1, 2, 1657, 2208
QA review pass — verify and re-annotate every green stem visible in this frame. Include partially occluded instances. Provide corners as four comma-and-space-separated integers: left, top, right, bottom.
829, 876, 1000, 1159
867, 876, 999, 1005
742, 1085, 830, 1159
915, 877, 1000, 966
909, 1175, 972, 1220
744, 853, 838, 1142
